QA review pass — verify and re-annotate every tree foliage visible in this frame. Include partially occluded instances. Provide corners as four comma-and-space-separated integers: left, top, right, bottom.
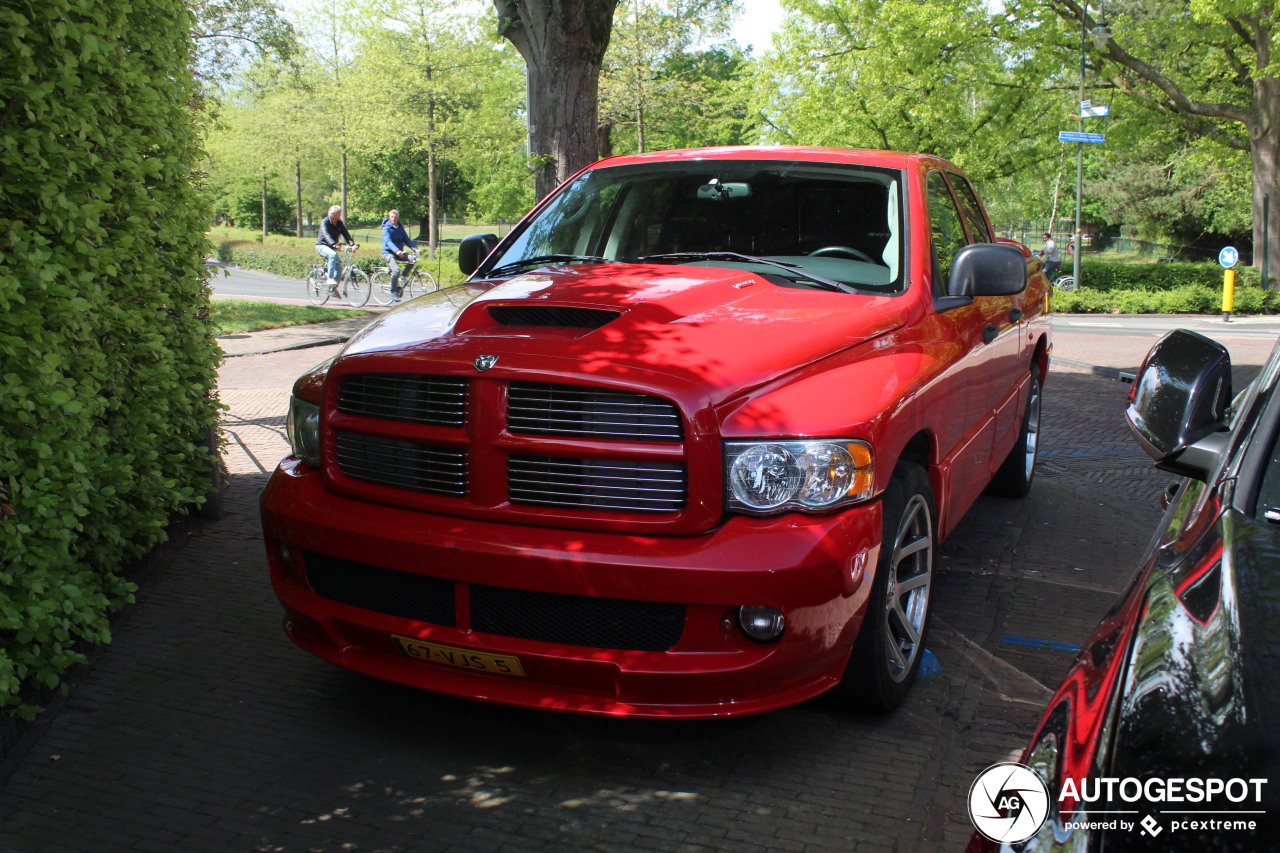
0, 0, 221, 713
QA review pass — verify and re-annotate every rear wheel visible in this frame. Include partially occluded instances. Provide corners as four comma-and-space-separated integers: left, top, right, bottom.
988, 366, 1042, 497
834, 462, 935, 712
306, 269, 329, 305
344, 268, 370, 308
370, 271, 395, 305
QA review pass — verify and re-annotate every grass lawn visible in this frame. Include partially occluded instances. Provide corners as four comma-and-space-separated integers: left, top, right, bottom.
210, 300, 373, 336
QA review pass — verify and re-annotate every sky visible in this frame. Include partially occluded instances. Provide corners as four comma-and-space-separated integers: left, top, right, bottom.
731, 0, 786, 54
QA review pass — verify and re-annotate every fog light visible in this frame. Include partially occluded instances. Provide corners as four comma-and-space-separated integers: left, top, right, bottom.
737, 605, 786, 642
278, 543, 294, 569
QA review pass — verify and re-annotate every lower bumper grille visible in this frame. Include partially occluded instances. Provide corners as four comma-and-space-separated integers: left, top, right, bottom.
306, 553, 456, 626
302, 553, 685, 652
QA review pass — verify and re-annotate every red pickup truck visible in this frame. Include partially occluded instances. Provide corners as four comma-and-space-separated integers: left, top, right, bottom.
261, 146, 1051, 718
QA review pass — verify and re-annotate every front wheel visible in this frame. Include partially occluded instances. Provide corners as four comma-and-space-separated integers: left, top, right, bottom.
413, 270, 438, 295
834, 462, 936, 713
1055, 275, 1077, 292
344, 268, 371, 308
306, 270, 329, 305
987, 365, 1042, 497
370, 271, 395, 305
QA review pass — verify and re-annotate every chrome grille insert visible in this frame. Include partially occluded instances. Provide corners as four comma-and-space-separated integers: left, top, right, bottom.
507, 382, 683, 441
508, 455, 686, 513
338, 374, 468, 426
336, 432, 466, 497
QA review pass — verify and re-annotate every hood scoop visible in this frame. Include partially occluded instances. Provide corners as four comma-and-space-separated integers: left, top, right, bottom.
455, 302, 623, 339
488, 305, 620, 329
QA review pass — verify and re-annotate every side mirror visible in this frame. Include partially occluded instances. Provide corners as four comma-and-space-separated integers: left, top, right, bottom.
947, 243, 1029, 298
458, 233, 500, 277
1125, 329, 1232, 481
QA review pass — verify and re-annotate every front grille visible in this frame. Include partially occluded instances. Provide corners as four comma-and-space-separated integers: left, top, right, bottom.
305, 553, 456, 626
471, 585, 685, 651
508, 455, 686, 513
338, 374, 468, 426
489, 306, 619, 329
336, 432, 466, 496
507, 382, 683, 441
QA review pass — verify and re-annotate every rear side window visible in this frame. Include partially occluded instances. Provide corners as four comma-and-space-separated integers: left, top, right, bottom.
926, 171, 966, 286
949, 173, 994, 243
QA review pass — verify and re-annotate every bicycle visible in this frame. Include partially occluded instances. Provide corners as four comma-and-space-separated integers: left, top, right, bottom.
306, 245, 370, 308
1053, 275, 1077, 292
370, 252, 438, 305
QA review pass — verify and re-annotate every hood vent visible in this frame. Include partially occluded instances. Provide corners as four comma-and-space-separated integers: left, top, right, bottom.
488, 305, 619, 330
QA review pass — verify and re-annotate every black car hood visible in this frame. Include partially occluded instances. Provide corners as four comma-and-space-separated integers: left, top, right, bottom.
1103, 507, 1280, 849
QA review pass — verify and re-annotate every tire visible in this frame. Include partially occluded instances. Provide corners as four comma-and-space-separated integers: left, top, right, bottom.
1055, 276, 1077, 292
834, 462, 936, 713
987, 366, 1042, 498
417, 271, 438, 293
370, 271, 395, 306
306, 270, 329, 305
344, 268, 371, 308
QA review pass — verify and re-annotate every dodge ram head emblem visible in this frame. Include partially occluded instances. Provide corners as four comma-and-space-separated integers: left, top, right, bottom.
474, 355, 498, 372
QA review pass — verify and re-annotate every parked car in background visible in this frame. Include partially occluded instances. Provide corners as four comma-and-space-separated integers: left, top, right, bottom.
968, 329, 1280, 850
261, 146, 1051, 718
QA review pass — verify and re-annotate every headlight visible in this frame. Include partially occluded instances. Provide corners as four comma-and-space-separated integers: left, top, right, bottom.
725, 440, 873, 514
287, 396, 321, 465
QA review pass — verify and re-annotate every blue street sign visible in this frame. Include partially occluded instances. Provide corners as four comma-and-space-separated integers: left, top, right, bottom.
1059, 131, 1105, 144
1219, 246, 1239, 269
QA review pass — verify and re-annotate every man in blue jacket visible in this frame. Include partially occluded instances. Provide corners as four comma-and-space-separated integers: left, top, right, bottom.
381, 209, 419, 301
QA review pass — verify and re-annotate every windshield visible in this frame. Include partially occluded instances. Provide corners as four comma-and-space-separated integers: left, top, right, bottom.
486, 159, 906, 292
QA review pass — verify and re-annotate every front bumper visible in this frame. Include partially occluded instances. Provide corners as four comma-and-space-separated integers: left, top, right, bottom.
260, 457, 883, 718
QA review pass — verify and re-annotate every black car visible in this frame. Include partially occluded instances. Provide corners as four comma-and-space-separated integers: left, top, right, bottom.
968, 329, 1280, 851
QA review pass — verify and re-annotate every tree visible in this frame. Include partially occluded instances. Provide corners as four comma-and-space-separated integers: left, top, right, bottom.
599, 0, 750, 154
758, 0, 1063, 224
1036, 0, 1277, 274
190, 0, 300, 91
493, 0, 622, 199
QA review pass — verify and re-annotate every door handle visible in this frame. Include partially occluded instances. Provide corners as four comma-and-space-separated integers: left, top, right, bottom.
983, 324, 999, 344
1010, 308, 1023, 323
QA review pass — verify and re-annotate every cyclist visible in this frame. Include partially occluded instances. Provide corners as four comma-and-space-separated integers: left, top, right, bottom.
1040, 232, 1062, 281
381, 208, 418, 301
316, 205, 357, 285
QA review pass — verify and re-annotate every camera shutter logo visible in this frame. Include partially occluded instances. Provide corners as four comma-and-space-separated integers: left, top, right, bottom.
969, 763, 1051, 843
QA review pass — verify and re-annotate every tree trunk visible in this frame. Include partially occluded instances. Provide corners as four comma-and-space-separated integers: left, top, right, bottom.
295, 159, 303, 239
428, 145, 438, 261
494, 0, 621, 200
1252, 77, 1278, 287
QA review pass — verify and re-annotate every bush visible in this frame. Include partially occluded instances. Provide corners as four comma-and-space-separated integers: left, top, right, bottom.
0, 0, 220, 714
1072, 258, 1261, 292
1053, 283, 1279, 315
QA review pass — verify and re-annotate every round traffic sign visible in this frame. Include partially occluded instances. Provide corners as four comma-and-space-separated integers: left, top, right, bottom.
1219, 246, 1239, 269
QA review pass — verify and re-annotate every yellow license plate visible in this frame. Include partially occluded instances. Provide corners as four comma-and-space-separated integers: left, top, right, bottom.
392, 635, 527, 677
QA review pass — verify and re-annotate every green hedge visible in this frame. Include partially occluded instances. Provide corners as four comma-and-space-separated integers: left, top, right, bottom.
1054, 284, 1280, 314
0, 0, 220, 714
1065, 258, 1262, 292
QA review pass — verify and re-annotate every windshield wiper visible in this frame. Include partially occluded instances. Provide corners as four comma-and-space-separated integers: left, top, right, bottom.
486, 254, 611, 278
637, 252, 858, 294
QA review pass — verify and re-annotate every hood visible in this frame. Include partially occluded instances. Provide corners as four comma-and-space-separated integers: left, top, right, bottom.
339, 262, 912, 399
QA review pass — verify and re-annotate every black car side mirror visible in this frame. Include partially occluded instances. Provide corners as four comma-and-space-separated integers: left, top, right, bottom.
946, 243, 1029, 299
458, 233, 501, 277
1125, 329, 1233, 481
